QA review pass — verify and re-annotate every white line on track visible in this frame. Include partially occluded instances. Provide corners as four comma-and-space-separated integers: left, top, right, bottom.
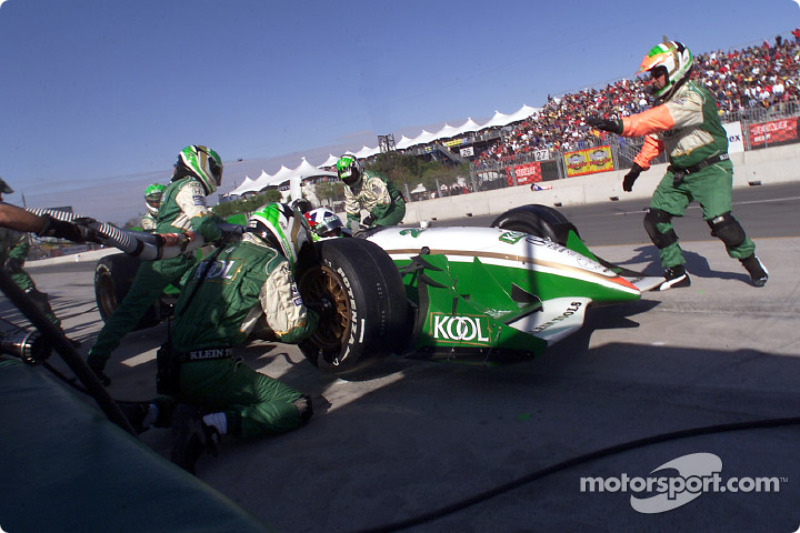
613, 195, 800, 215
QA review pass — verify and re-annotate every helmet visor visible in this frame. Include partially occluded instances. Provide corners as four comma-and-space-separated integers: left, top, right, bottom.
208, 154, 223, 186
649, 65, 668, 81
340, 165, 361, 186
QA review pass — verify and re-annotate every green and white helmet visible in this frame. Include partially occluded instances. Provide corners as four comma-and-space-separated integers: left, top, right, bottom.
173, 145, 223, 195
144, 183, 166, 215
247, 203, 303, 268
336, 152, 363, 186
637, 40, 693, 100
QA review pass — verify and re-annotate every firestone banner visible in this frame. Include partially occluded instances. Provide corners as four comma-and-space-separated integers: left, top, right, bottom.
563, 145, 614, 177
748, 117, 798, 148
505, 162, 542, 186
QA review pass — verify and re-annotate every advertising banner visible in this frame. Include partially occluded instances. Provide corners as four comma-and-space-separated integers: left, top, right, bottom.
505, 162, 542, 186
748, 117, 798, 148
563, 145, 614, 177
723, 121, 744, 153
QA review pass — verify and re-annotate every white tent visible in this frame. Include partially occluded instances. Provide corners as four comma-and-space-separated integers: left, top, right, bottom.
245, 170, 273, 193
408, 130, 436, 148
283, 158, 337, 205
395, 135, 416, 150
354, 145, 380, 159
328, 104, 540, 159
319, 154, 339, 168
224, 103, 543, 192
454, 117, 481, 136
229, 176, 256, 196
265, 165, 294, 188
480, 110, 515, 129
434, 123, 461, 139
292, 158, 336, 180
505, 104, 540, 123
479, 104, 539, 129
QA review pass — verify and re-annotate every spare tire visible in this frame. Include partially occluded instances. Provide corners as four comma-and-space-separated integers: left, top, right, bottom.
94, 253, 161, 330
490, 204, 579, 245
297, 238, 410, 373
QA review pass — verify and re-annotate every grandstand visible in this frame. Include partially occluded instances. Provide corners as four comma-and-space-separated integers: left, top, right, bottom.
226, 32, 800, 203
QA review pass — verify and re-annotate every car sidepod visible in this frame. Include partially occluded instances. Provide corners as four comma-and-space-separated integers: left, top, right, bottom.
368, 226, 642, 364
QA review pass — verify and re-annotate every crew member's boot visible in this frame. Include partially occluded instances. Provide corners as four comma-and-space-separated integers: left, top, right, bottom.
171, 404, 220, 474
740, 255, 768, 287
658, 265, 691, 291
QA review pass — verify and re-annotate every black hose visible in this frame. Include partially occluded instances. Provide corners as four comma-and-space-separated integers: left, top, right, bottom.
354, 415, 800, 533
0, 268, 137, 436
26, 207, 204, 259
28, 207, 245, 260
26, 207, 156, 254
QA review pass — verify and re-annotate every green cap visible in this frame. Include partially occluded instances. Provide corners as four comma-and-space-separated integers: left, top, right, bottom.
0, 176, 13, 194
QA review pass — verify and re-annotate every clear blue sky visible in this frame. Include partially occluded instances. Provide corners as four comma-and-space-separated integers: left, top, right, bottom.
1, 0, 797, 224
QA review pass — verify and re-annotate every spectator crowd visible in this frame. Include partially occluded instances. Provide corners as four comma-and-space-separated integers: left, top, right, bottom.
474, 32, 800, 166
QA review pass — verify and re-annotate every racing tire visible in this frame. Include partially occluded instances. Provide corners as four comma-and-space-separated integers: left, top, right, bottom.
297, 238, 410, 373
94, 253, 161, 330
490, 204, 580, 245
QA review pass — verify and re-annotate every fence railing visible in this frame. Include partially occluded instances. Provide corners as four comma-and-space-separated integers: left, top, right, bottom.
466, 103, 800, 190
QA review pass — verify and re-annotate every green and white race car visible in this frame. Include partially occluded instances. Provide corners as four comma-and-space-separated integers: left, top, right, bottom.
91, 204, 662, 374
296, 204, 662, 372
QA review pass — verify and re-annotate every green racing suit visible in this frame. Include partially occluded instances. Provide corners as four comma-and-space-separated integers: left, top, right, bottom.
344, 169, 406, 229
140, 212, 157, 232
87, 176, 222, 374
167, 233, 319, 438
622, 79, 756, 268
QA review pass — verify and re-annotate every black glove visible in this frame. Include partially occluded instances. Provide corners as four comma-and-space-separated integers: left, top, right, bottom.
4, 257, 23, 274
307, 296, 333, 317
586, 116, 623, 134
38, 214, 102, 243
623, 164, 643, 192
290, 198, 312, 214
361, 214, 376, 228
73, 217, 104, 243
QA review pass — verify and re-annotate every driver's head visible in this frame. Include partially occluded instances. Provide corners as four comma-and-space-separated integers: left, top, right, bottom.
304, 208, 344, 241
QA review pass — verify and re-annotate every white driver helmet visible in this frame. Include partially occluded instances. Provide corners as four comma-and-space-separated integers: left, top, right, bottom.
304, 207, 344, 241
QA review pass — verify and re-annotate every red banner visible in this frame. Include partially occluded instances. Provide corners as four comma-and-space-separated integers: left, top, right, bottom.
505, 162, 542, 186
749, 117, 798, 147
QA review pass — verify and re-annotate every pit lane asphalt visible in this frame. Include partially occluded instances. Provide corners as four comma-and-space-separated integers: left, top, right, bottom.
14, 182, 800, 532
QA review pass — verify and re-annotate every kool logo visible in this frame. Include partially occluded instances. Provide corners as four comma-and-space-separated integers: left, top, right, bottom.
432, 314, 490, 343
197, 260, 237, 280
399, 229, 425, 238
499, 231, 526, 244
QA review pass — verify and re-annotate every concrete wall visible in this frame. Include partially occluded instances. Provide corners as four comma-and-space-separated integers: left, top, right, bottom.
401, 142, 800, 224
31, 247, 118, 266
